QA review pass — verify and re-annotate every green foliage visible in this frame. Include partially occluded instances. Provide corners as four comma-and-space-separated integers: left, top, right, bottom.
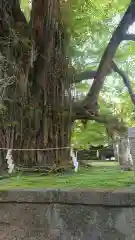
70, 0, 129, 43
72, 120, 108, 148
69, 0, 130, 68
72, 75, 135, 147
20, 0, 31, 21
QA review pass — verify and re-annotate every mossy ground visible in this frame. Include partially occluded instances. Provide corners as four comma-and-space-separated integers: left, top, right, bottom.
0, 161, 134, 190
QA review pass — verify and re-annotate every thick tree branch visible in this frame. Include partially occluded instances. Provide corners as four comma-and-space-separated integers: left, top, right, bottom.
31, 0, 61, 88
0, 0, 29, 64
123, 34, 135, 41
74, 60, 135, 105
84, 0, 135, 112
112, 61, 135, 104
74, 67, 113, 83
31, 0, 47, 47
0, 0, 28, 33
31, 0, 57, 48
75, 70, 96, 83
72, 102, 126, 133
12, 1, 27, 25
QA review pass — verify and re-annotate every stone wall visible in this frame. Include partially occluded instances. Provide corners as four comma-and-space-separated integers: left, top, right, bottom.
0, 189, 135, 239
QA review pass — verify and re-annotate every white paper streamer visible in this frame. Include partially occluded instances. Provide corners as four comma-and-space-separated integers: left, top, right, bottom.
6, 149, 14, 174
70, 148, 79, 172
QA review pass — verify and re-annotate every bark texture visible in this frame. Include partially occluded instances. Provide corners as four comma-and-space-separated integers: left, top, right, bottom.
0, 0, 72, 170
118, 138, 133, 171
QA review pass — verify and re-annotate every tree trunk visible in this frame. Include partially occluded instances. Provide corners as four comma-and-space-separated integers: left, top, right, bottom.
113, 142, 119, 161
118, 137, 133, 171
0, 0, 72, 171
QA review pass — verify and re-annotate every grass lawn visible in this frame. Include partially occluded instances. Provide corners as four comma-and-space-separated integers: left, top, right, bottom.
0, 161, 134, 190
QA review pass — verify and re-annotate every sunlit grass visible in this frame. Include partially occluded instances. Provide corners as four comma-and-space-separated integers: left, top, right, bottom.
0, 161, 134, 190
91, 160, 117, 167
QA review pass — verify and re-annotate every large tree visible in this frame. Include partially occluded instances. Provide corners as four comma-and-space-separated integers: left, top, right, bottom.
0, 0, 135, 171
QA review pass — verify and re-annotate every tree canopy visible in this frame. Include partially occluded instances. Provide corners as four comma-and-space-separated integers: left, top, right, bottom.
68, 0, 135, 147
15, 0, 135, 124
